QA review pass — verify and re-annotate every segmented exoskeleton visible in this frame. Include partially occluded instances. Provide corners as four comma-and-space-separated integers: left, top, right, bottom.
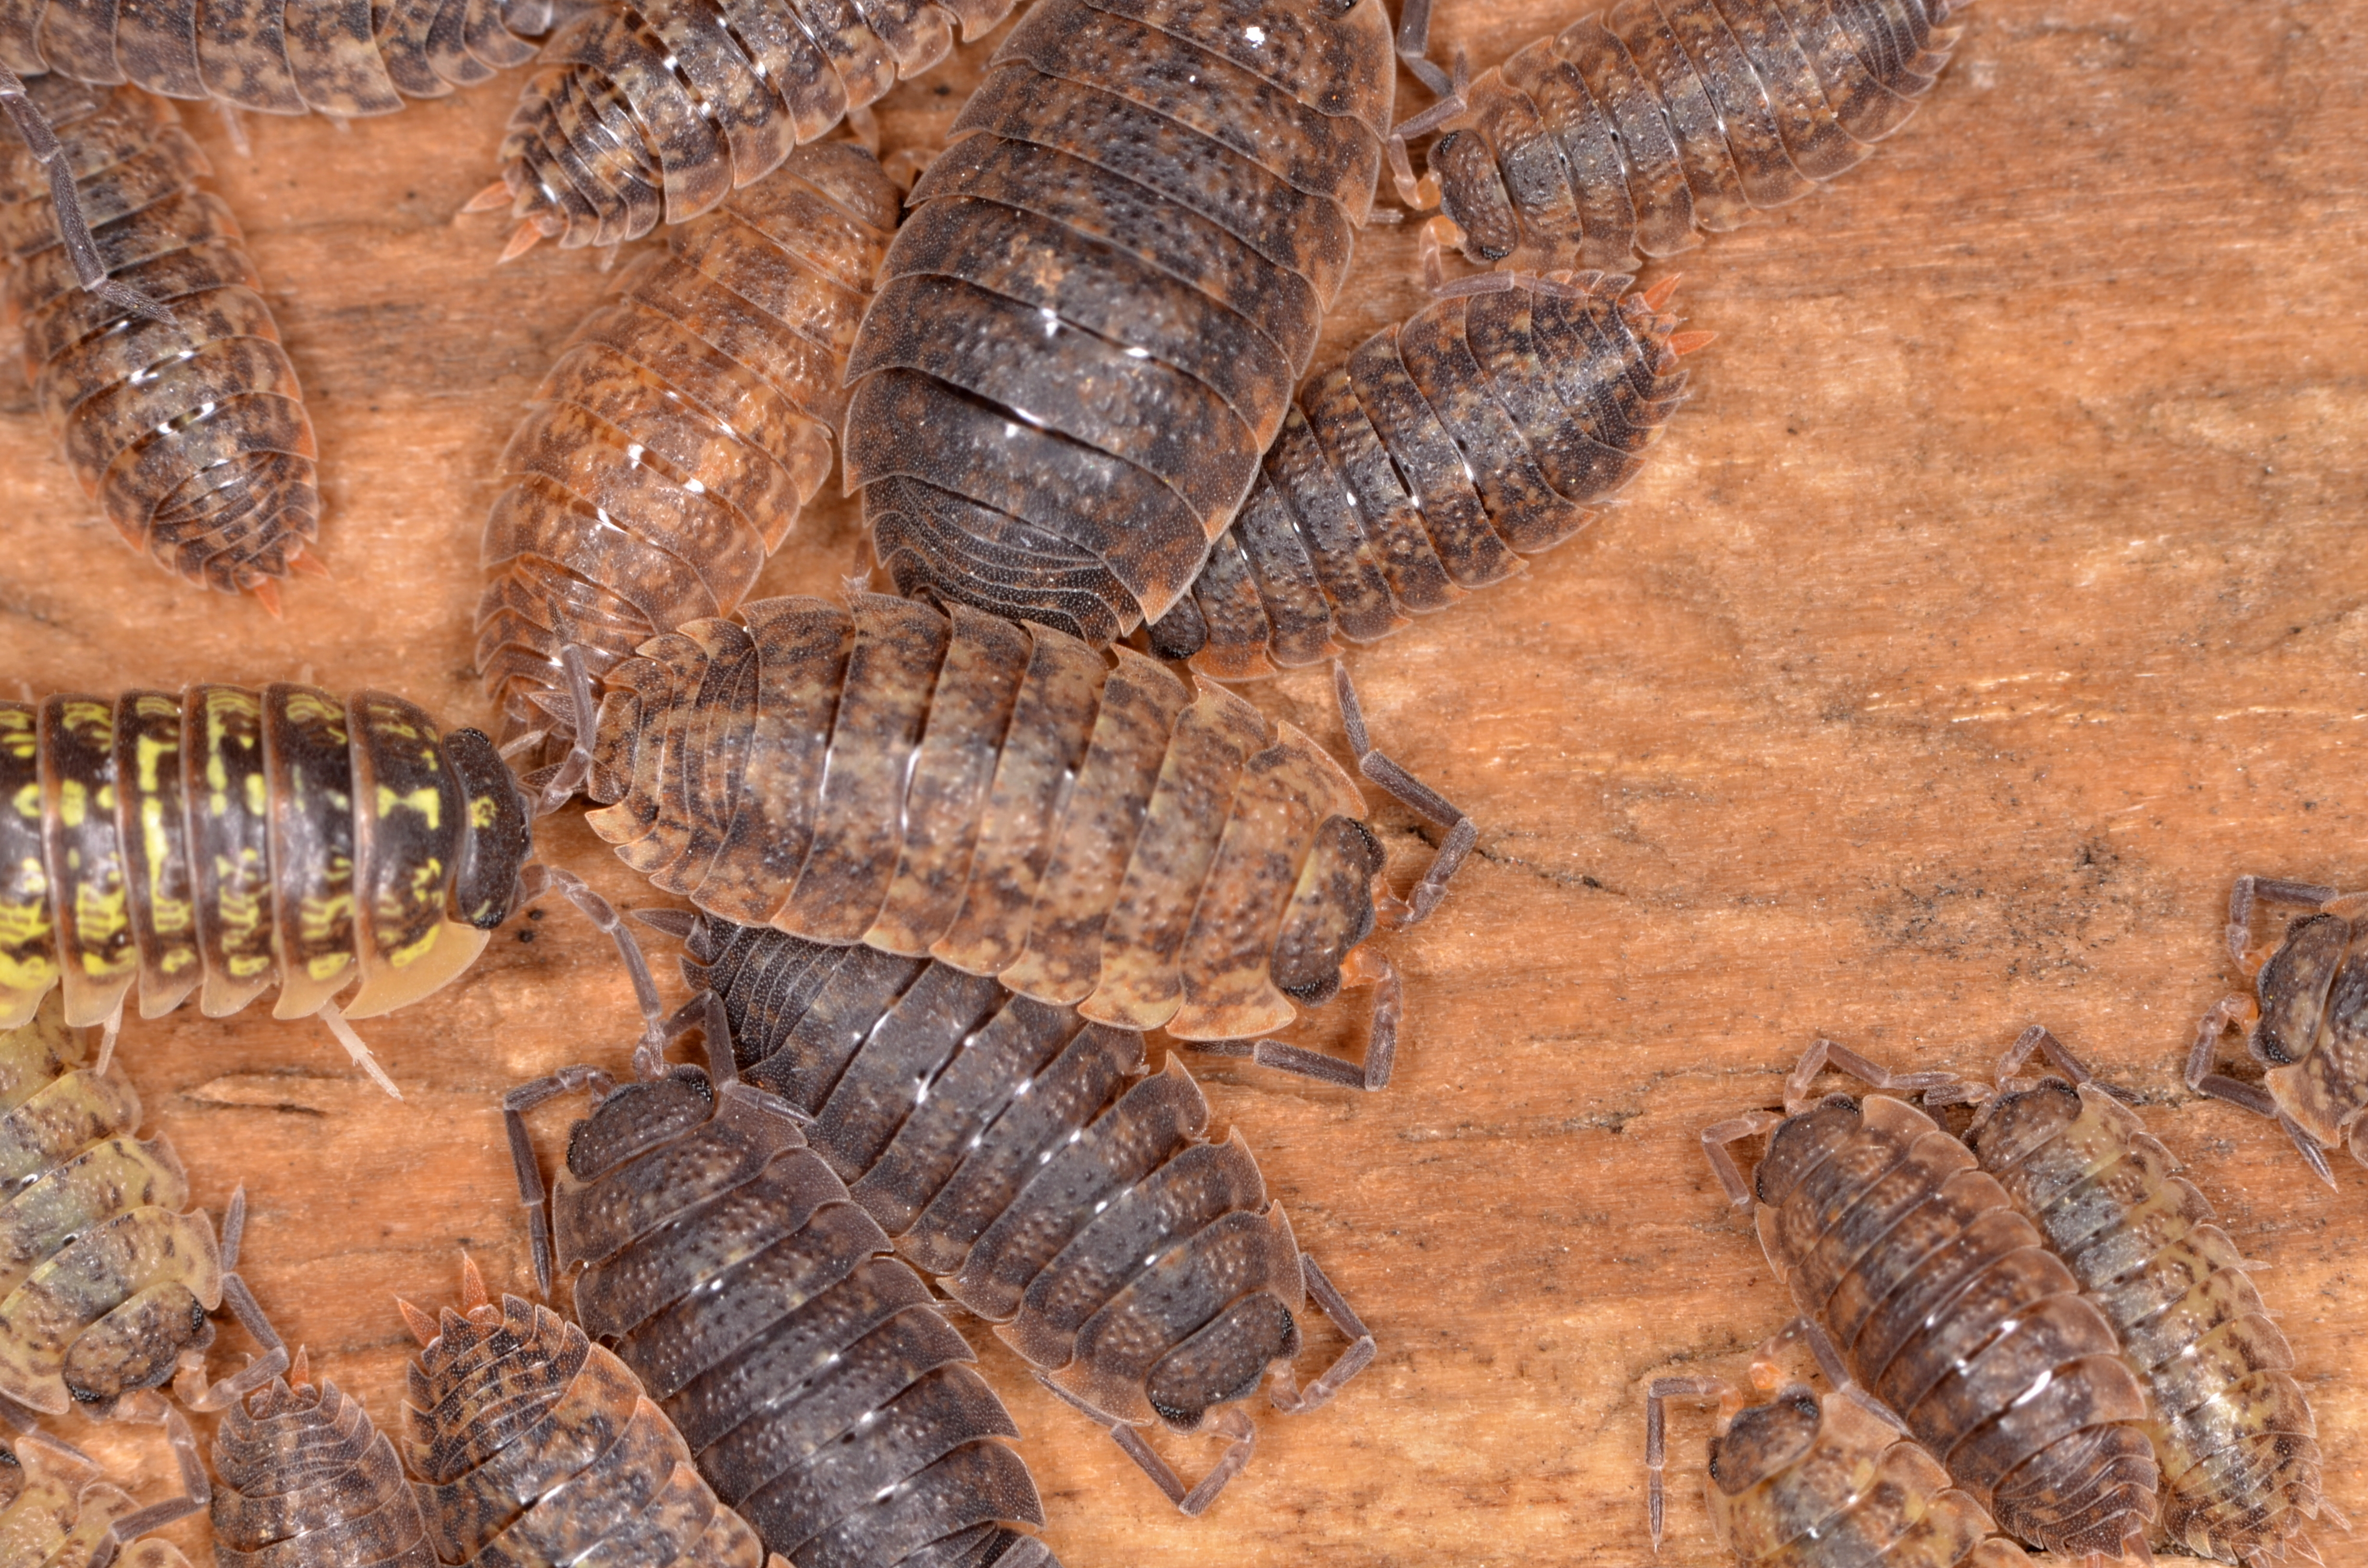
1140, 269, 1699, 679
476, 142, 900, 763
1645, 1333, 2035, 1566
842, 0, 1397, 641
2190, 875, 2368, 1186
1967, 1028, 2326, 1567
208, 1346, 437, 1568
663, 913, 1377, 1514
1390, 0, 1972, 276
0, 686, 664, 1090
1701, 1041, 2160, 1561
0, 76, 318, 600
396, 1259, 828, 1568
0, 1413, 207, 1568
500, 1047, 1059, 1566
563, 592, 1471, 1090
483, 0, 1001, 255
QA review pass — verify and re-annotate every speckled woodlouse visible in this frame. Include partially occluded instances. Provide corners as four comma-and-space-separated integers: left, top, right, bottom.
0, 686, 664, 1090
557, 592, 1471, 1090
1139, 268, 1704, 679
839, 0, 1397, 643
660, 913, 1377, 1513
1645, 1329, 2036, 1567
2189, 874, 2368, 1187
1, 75, 319, 600
475, 141, 901, 765
0, 1410, 209, 1568
1968, 1027, 2327, 1567
500, 1040, 1060, 1566
1702, 1041, 2160, 1561
1388, 0, 1972, 278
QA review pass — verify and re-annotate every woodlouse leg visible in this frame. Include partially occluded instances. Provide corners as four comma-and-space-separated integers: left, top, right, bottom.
504, 1064, 617, 1295
1781, 1039, 1963, 1116
1393, 0, 1455, 98
1267, 1255, 1376, 1415
1333, 663, 1474, 928
1201, 944, 1404, 1090
2184, 993, 2305, 1170
1996, 1025, 2142, 1104
1751, 1317, 1863, 1409
0, 65, 175, 326
532, 643, 604, 813
1700, 1111, 1783, 1209
104, 1402, 211, 1534
517, 862, 667, 1064
1038, 1379, 1258, 1516
2229, 875, 2341, 974
1644, 1375, 1736, 1550
176, 1189, 293, 1411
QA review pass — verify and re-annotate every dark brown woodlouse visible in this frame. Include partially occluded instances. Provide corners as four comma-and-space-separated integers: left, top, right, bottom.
562, 592, 1471, 1090
1390, 0, 1972, 278
2190, 875, 2368, 1187
1968, 1027, 2328, 1567
1702, 1041, 2161, 1561
840, 0, 1398, 643
1646, 1329, 2036, 1567
663, 913, 1378, 1514
1140, 268, 1705, 679
0, 1409, 209, 1568
500, 1043, 1060, 1566
480, 0, 1007, 255
0, 75, 319, 600
0, 686, 664, 1090
476, 141, 901, 764
395, 1258, 825, 1568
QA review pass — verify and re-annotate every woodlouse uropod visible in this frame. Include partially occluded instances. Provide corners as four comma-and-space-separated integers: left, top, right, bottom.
475, 141, 901, 765
501, 1041, 1060, 1565
1702, 1040, 2161, 1560
2189, 874, 2368, 1186
0, 1409, 209, 1568
1, 76, 319, 600
659, 913, 1377, 1514
1968, 1026, 2327, 1567
555, 591, 1471, 1090
1645, 1327, 2036, 1567
0, 686, 663, 1090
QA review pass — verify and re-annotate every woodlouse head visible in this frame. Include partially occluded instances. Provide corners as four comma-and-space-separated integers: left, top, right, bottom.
1146, 1293, 1302, 1433
1270, 818, 1385, 1005
564, 1066, 715, 1181
444, 728, 535, 930
1705, 1385, 1822, 1496
1752, 1097, 1865, 1207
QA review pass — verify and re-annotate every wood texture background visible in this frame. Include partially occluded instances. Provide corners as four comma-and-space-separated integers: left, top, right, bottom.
2, 0, 2364, 1560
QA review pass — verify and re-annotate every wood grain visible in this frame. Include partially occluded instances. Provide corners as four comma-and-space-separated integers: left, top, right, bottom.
2, 0, 2365, 1562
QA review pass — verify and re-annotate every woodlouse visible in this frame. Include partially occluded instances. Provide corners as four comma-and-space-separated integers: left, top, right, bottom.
0, 1410, 209, 1568
1, 75, 319, 600
0, 686, 662, 1089
501, 1042, 1059, 1566
1139, 268, 1703, 678
1645, 1329, 2036, 1567
2189, 875, 2368, 1187
476, 141, 901, 764
561, 592, 1471, 1090
1968, 1027, 2326, 1566
1702, 1040, 2161, 1560
1391, 0, 1972, 277
665, 913, 1378, 1514
839, 0, 1398, 642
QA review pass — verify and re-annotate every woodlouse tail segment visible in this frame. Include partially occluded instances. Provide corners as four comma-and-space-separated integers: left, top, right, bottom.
1152, 272, 1688, 678
1, 79, 323, 598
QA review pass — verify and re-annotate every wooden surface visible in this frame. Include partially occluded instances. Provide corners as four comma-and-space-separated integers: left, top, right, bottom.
3, 0, 2366, 1561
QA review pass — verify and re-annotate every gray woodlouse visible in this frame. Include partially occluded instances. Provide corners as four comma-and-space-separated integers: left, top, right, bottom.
839, 0, 1398, 643
1701, 1040, 2161, 1560
560, 592, 1472, 1090
1389, 0, 1972, 279
1968, 1026, 2328, 1567
1, 75, 318, 600
0, 1409, 209, 1568
501, 1042, 1060, 1566
662, 913, 1378, 1514
475, 142, 901, 766
1645, 1328, 2037, 1567
2189, 874, 2368, 1187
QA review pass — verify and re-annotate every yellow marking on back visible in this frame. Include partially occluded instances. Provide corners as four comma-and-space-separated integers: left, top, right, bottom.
385, 922, 442, 970
74, 886, 128, 970
470, 794, 500, 829
298, 892, 353, 946
283, 690, 347, 731
11, 784, 39, 822
57, 780, 86, 830
59, 699, 109, 730
0, 710, 34, 761
135, 732, 174, 795
378, 785, 443, 831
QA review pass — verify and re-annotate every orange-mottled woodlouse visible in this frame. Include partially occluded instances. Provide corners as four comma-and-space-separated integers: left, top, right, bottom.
663, 914, 1377, 1514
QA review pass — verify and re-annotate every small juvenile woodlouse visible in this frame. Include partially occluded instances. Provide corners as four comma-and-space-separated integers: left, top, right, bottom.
1139, 269, 1703, 679
1646, 1327, 2036, 1567
839, 0, 1397, 642
476, 141, 900, 763
1390, 0, 1971, 278
2189, 874, 2368, 1186
664, 914, 1378, 1513
560, 593, 1471, 1090
1968, 1026, 2327, 1567
501, 1044, 1059, 1565
1702, 1040, 2160, 1561
0, 1409, 209, 1568
0, 686, 662, 1090
1, 76, 319, 600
